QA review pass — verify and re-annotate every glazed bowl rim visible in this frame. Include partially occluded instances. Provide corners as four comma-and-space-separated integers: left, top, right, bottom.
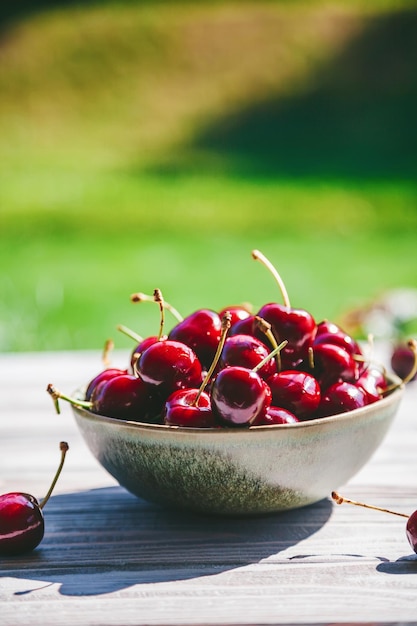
72, 377, 404, 435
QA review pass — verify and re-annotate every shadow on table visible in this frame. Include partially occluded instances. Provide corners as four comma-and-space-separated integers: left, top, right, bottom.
3, 485, 332, 596
376, 555, 417, 575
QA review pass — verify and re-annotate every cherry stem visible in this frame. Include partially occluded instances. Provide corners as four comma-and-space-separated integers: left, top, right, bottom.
46, 383, 93, 414
117, 324, 144, 344
153, 288, 166, 341
102, 339, 114, 369
252, 249, 291, 308
383, 338, 417, 394
39, 442, 69, 510
255, 316, 284, 371
308, 346, 315, 370
130, 291, 183, 322
331, 491, 409, 519
252, 340, 288, 373
191, 312, 232, 407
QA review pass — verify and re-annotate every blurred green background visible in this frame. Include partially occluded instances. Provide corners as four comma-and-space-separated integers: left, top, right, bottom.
1, 0, 417, 353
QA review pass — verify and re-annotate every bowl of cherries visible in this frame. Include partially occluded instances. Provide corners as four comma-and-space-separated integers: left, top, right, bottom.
48, 251, 416, 516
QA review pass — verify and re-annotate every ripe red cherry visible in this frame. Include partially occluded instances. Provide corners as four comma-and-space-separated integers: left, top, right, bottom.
219, 334, 277, 380
136, 340, 203, 394
252, 250, 317, 368
256, 302, 317, 368
218, 305, 251, 329
252, 405, 299, 426
267, 370, 321, 420
168, 309, 222, 369
391, 342, 417, 382
406, 510, 417, 553
314, 327, 363, 358
356, 366, 387, 402
318, 381, 370, 417
311, 343, 358, 389
164, 389, 217, 428
211, 366, 272, 427
0, 442, 69, 556
85, 367, 129, 401
91, 374, 163, 422
48, 376, 164, 423
130, 336, 161, 372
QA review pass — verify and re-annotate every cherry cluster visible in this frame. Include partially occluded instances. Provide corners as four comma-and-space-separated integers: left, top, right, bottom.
48, 250, 416, 429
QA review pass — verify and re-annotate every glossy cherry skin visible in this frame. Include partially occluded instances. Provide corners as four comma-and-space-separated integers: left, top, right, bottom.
168, 309, 222, 369
312, 343, 358, 389
91, 373, 163, 422
85, 367, 128, 402
315, 320, 342, 336
252, 405, 299, 426
228, 315, 269, 345
218, 305, 251, 330
267, 370, 321, 420
256, 302, 317, 368
211, 366, 272, 427
136, 340, 203, 395
356, 366, 387, 402
406, 510, 417, 553
219, 334, 276, 380
0, 493, 44, 556
130, 335, 161, 371
391, 343, 417, 381
318, 381, 370, 417
314, 329, 363, 358
164, 389, 217, 428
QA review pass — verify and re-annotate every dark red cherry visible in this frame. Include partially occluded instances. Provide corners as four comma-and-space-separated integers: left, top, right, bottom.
168, 309, 222, 369
130, 335, 161, 372
211, 366, 272, 427
252, 405, 299, 426
312, 343, 358, 389
316, 320, 342, 336
267, 370, 321, 420
318, 381, 370, 417
391, 343, 417, 382
136, 340, 203, 394
91, 373, 162, 422
164, 389, 217, 428
356, 366, 387, 402
0, 493, 45, 556
116, 323, 166, 372
406, 510, 417, 553
218, 305, 251, 329
228, 314, 271, 347
251, 250, 317, 368
314, 328, 363, 358
85, 367, 128, 401
219, 334, 276, 380
257, 302, 317, 368
0, 442, 68, 556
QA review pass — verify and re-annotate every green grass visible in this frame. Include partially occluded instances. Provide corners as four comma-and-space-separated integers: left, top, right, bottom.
2, 171, 417, 352
1, 1, 417, 352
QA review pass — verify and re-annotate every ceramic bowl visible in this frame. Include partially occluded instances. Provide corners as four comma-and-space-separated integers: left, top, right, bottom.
71, 380, 404, 516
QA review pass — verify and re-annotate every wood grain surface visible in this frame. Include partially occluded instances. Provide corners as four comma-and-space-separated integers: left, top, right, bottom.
1, 348, 417, 625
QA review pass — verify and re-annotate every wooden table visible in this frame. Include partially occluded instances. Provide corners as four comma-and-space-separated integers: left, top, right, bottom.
1, 347, 417, 625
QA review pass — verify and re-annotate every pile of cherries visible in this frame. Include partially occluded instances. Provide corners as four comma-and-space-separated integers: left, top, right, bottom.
49, 250, 416, 429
